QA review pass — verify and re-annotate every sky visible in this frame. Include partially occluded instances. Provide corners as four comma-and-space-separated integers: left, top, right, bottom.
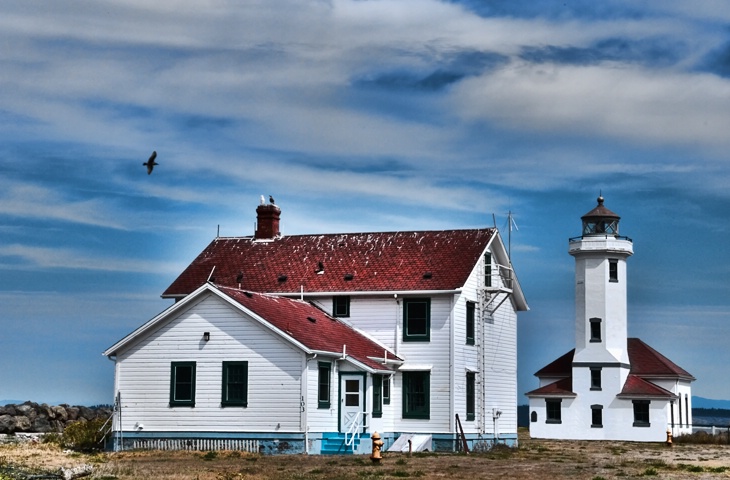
2, 0, 730, 406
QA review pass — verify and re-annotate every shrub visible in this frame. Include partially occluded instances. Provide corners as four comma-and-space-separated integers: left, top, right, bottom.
61, 417, 110, 452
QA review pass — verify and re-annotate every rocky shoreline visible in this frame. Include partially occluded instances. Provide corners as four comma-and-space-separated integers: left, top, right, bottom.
0, 401, 113, 435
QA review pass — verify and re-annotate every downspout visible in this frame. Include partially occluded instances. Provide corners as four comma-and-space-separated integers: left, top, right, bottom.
449, 295, 455, 438
394, 294, 400, 356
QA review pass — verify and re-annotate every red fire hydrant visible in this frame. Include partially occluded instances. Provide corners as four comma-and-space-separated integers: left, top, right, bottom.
370, 431, 384, 463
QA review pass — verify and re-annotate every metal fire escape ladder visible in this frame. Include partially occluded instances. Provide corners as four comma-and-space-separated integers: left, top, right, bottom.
482, 263, 514, 316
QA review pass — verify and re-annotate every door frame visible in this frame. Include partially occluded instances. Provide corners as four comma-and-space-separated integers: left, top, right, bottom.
338, 371, 367, 433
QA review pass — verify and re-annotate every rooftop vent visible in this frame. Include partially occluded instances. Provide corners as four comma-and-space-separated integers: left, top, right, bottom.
344, 273, 354, 281
278, 274, 288, 282
423, 271, 433, 279
307, 316, 317, 323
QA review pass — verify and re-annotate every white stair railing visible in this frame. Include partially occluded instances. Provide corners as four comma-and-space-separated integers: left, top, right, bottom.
344, 412, 367, 452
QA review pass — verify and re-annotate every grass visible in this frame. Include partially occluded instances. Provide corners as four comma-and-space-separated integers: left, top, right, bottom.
3, 429, 730, 479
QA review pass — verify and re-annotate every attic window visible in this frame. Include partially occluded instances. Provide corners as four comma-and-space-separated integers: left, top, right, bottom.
278, 274, 288, 282
344, 273, 354, 281
423, 271, 432, 279
307, 316, 317, 323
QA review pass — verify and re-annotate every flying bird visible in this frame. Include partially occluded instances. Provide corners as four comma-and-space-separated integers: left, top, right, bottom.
269, 195, 276, 204
144, 151, 158, 175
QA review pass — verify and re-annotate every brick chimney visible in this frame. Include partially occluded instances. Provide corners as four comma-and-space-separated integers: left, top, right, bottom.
255, 202, 281, 239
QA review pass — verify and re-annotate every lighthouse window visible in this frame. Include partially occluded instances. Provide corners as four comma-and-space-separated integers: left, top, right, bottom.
609, 259, 618, 282
590, 368, 602, 390
633, 400, 650, 427
546, 399, 562, 424
590, 318, 602, 343
591, 404, 603, 428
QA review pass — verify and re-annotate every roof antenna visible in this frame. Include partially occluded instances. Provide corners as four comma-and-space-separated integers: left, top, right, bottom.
217, 224, 220, 238
492, 213, 497, 229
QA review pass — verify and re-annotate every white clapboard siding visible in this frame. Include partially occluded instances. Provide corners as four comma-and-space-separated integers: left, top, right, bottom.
115, 293, 304, 433
305, 356, 339, 432
455, 246, 518, 436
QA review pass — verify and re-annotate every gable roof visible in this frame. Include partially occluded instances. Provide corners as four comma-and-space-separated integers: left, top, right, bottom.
162, 229, 523, 302
104, 283, 401, 373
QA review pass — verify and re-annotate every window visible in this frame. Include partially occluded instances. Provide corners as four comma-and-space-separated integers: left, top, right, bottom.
222, 361, 248, 407
546, 399, 562, 424
383, 376, 390, 405
318, 362, 331, 409
591, 404, 603, 428
590, 368, 602, 390
678, 396, 683, 427
372, 375, 383, 418
590, 317, 602, 343
466, 372, 475, 421
403, 298, 430, 342
685, 394, 689, 426
466, 301, 475, 345
609, 259, 618, 282
633, 400, 650, 427
484, 252, 492, 287
170, 362, 196, 407
333, 296, 350, 317
530, 411, 538, 423
403, 371, 430, 419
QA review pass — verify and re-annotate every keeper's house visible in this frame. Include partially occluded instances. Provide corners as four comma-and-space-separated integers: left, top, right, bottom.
105, 199, 528, 454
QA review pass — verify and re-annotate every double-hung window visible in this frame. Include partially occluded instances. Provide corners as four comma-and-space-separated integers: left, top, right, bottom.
318, 362, 331, 409
633, 400, 650, 427
372, 375, 383, 418
546, 399, 562, 424
466, 301, 475, 345
590, 367, 602, 390
591, 404, 603, 428
403, 298, 430, 342
590, 318, 602, 343
403, 371, 430, 419
609, 259, 618, 282
221, 361, 248, 407
333, 296, 350, 318
466, 372, 475, 421
170, 362, 196, 407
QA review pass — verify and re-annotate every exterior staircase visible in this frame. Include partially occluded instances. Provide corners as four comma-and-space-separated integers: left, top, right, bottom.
320, 432, 366, 455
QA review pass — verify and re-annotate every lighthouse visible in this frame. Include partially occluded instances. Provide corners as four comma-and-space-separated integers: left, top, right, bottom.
527, 195, 694, 441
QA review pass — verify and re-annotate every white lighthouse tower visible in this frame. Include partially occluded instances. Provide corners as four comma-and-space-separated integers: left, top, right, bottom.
570, 195, 633, 367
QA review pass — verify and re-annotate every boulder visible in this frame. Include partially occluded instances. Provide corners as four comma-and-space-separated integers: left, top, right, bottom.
32, 415, 52, 433
52, 405, 68, 422
66, 406, 80, 422
0, 414, 15, 434
14, 415, 31, 432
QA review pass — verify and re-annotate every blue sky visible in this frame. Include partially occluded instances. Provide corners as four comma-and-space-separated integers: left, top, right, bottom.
2, 0, 730, 406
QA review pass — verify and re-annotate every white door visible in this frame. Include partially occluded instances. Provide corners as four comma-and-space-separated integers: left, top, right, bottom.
340, 375, 364, 433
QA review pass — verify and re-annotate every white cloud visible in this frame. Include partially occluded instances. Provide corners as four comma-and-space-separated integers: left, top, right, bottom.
0, 244, 180, 274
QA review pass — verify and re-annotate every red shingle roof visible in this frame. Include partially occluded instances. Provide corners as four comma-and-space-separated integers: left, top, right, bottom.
525, 377, 576, 397
626, 338, 695, 380
529, 338, 693, 399
217, 285, 400, 371
617, 374, 675, 398
163, 229, 496, 297
534, 349, 574, 378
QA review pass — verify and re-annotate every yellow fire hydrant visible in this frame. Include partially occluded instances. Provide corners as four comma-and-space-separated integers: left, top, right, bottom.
370, 431, 384, 463
666, 429, 673, 446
